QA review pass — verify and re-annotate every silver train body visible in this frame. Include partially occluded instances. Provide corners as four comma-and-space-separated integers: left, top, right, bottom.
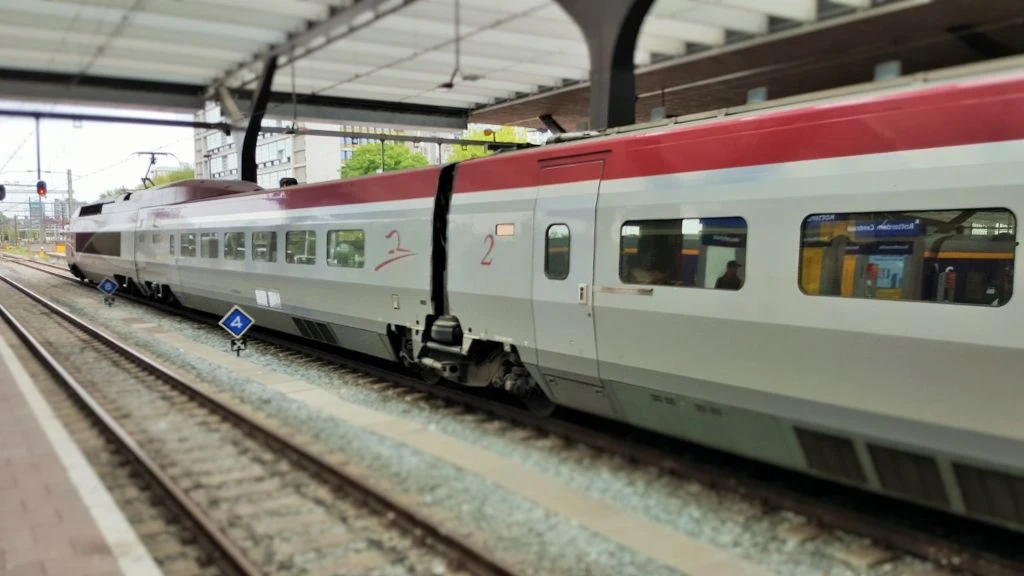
68, 63, 1024, 532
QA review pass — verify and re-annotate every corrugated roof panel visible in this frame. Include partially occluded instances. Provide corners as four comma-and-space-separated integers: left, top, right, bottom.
0, 0, 927, 117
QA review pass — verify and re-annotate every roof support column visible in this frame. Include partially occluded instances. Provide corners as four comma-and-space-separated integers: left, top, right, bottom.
241, 56, 278, 184
553, 0, 654, 130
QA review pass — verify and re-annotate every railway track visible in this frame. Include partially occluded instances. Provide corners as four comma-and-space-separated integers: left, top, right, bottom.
6, 253, 1024, 576
2, 328, 224, 575
0, 267, 518, 576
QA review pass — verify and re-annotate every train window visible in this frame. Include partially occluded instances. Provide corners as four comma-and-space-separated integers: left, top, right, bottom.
799, 208, 1015, 306
545, 224, 570, 280
619, 217, 747, 289
224, 232, 246, 260
200, 233, 219, 259
327, 229, 365, 268
285, 230, 316, 265
77, 232, 122, 257
252, 231, 277, 263
180, 233, 197, 258
169, 235, 174, 256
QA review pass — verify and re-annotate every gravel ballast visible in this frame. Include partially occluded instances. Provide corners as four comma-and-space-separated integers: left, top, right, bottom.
2, 261, 950, 576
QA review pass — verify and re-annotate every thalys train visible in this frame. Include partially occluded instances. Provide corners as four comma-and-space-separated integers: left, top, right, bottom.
68, 61, 1024, 531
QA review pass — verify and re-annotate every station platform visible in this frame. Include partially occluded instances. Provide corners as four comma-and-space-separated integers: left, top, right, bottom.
0, 330, 161, 575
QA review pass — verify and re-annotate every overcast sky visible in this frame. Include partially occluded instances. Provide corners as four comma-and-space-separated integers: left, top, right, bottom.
0, 99, 196, 205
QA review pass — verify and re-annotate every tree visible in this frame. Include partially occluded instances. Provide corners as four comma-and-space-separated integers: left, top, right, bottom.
143, 164, 195, 189
341, 142, 429, 178
98, 187, 128, 201
448, 126, 527, 162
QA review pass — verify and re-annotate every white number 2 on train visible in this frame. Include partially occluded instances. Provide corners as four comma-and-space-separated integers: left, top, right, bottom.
480, 234, 494, 266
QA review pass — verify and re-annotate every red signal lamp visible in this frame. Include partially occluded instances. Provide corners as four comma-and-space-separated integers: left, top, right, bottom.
36, 180, 47, 197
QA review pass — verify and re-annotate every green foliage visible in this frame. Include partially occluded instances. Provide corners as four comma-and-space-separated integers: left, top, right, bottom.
144, 165, 195, 189
341, 142, 429, 178
449, 126, 527, 162
98, 187, 128, 201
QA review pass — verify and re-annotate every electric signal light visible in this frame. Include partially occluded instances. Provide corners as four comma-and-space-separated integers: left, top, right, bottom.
36, 180, 47, 197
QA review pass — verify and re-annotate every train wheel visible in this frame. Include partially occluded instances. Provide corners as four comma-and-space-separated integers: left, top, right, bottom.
419, 366, 443, 386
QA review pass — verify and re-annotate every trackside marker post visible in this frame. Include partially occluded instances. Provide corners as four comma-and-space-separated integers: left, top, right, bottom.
97, 277, 118, 307
219, 305, 255, 356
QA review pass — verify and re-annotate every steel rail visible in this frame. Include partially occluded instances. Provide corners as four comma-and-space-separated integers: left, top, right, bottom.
6, 255, 1024, 576
0, 280, 259, 576
0, 269, 519, 576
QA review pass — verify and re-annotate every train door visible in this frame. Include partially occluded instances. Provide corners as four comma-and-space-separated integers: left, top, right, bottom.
531, 160, 610, 415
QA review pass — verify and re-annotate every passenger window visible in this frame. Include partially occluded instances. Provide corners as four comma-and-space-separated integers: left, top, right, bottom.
169, 235, 175, 256
252, 231, 277, 262
285, 230, 316, 265
180, 233, 197, 258
327, 230, 365, 268
200, 233, 219, 258
799, 208, 1015, 306
224, 232, 246, 260
545, 224, 570, 280
619, 217, 747, 289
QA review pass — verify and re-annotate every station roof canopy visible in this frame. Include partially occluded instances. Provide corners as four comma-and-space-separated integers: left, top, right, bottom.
0, 0, 1019, 130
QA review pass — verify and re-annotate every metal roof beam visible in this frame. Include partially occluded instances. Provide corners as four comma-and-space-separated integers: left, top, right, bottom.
252, 92, 468, 129
0, 108, 515, 148
210, 0, 417, 96
0, 68, 468, 130
0, 68, 206, 112
717, 0, 817, 22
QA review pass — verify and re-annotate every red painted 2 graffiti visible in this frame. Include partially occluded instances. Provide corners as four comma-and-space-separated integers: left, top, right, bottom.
480, 234, 494, 266
374, 229, 416, 271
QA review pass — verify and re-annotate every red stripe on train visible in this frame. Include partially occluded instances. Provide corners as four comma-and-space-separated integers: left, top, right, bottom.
152, 72, 1024, 217
454, 73, 1024, 193
150, 167, 440, 219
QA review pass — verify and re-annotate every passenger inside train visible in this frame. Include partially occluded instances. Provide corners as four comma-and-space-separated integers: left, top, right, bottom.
715, 261, 743, 290
619, 217, 748, 290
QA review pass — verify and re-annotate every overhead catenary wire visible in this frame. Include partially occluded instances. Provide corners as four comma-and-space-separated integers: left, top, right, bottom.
254, 2, 551, 121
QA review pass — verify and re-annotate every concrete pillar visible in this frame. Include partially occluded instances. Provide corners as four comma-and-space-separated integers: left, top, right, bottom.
554, 0, 654, 130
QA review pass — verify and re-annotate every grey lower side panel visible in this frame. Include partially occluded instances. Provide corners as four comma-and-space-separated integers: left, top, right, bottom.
176, 290, 396, 361
534, 350, 802, 467
531, 348, 1022, 474
592, 307, 1023, 469
597, 359, 1024, 471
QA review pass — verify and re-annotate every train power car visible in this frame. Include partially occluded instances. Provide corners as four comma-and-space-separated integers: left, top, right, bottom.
68, 60, 1024, 532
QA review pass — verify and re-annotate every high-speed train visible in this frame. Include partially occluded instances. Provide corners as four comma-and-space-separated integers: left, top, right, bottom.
68, 59, 1024, 532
